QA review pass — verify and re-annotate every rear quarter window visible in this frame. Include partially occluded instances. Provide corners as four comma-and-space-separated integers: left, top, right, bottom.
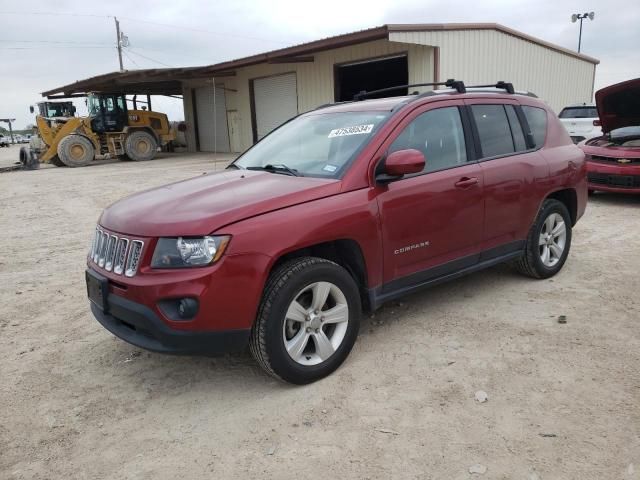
522, 106, 548, 148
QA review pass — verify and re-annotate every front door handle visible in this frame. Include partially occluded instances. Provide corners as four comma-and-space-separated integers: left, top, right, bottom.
454, 176, 479, 188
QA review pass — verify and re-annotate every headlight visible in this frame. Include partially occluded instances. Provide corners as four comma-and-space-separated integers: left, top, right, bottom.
151, 236, 231, 268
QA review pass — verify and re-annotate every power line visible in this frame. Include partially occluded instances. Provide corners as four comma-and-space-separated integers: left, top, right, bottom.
0, 46, 113, 50
124, 48, 172, 67
0, 11, 110, 18
0, 39, 113, 46
0, 10, 287, 46
118, 16, 287, 45
121, 48, 140, 68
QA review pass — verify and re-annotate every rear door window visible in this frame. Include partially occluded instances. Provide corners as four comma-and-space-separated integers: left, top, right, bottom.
471, 105, 515, 158
522, 106, 548, 148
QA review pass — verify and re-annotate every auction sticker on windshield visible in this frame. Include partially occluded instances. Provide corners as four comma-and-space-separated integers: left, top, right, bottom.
328, 124, 374, 138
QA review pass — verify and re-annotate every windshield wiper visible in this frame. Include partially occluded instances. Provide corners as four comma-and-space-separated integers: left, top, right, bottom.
246, 164, 302, 177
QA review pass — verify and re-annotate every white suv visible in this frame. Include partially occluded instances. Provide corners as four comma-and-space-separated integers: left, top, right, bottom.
558, 104, 602, 144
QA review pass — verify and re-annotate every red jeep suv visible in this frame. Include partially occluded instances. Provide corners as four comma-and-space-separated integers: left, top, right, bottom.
86, 80, 587, 384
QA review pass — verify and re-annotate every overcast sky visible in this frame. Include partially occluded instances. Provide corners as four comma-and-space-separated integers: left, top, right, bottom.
1, 0, 638, 129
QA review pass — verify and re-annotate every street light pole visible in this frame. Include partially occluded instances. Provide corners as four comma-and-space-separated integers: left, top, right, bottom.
571, 12, 595, 53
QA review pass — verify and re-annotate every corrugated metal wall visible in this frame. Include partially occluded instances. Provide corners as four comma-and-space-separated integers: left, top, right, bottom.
228, 39, 433, 151
390, 30, 596, 114
182, 30, 596, 153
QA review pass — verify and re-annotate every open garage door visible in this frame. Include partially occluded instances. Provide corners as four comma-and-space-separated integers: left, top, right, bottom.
251, 73, 298, 141
335, 54, 408, 102
194, 86, 230, 152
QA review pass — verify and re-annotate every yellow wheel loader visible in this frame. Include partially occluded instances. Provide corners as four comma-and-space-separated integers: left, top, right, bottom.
24, 93, 175, 168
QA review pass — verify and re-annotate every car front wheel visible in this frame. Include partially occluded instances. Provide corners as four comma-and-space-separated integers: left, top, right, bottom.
249, 257, 361, 384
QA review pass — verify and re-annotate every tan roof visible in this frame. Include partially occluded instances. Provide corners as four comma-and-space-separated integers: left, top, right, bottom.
42, 23, 598, 98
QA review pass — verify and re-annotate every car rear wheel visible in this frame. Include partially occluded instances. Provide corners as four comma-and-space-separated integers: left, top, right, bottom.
123, 130, 157, 161
249, 257, 361, 384
515, 199, 572, 279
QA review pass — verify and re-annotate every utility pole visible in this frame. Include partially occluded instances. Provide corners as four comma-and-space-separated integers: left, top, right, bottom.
114, 16, 124, 71
0, 119, 16, 143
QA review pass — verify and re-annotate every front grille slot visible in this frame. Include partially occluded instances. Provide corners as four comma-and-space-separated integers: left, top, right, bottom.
88, 227, 144, 277
104, 235, 118, 271
97, 231, 109, 268
125, 241, 143, 277
113, 238, 129, 275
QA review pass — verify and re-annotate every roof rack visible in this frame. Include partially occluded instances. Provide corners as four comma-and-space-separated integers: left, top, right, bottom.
465, 81, 515, 94
353, 79, 466, 100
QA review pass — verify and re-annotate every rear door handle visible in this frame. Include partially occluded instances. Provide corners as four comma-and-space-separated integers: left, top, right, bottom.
454, 176, 479, 188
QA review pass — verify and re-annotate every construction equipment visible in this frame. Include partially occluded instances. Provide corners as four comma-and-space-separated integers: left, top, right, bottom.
25, 93, 175, 167
34, 101, 77, 118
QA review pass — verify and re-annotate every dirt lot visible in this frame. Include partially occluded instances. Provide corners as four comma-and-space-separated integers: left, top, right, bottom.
1, 150, 639, 480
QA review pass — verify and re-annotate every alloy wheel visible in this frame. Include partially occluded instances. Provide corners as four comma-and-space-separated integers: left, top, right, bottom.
539, 212, 567, 267
282, 281, 349, 366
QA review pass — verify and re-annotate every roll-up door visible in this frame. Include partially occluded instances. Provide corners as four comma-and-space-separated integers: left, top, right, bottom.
252, 73, 298, 141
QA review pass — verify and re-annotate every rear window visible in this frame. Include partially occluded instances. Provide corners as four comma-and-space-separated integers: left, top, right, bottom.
522, 106, 548, 148
471, 105, 515, 158
559, 107, 598, 118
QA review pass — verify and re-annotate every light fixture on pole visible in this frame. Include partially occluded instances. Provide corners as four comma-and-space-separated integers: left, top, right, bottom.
571, 12, 595, 53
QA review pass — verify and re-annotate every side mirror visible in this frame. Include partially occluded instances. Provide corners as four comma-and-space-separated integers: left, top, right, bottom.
29, 106, 34, 114
377, 149, 425, 183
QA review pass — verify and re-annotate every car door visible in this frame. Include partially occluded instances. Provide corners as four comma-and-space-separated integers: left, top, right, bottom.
465, 100, 548, 255
373, 101, 485, 291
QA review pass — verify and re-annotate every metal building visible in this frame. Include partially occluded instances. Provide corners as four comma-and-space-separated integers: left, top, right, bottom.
42, 23, 599, 154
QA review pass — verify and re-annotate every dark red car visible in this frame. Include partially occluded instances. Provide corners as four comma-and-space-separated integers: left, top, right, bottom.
86, 81, 587, 384
581, 78, 640, 194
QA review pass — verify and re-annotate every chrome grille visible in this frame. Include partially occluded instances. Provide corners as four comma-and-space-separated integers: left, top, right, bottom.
97, 230, 109, 268
89, 227, 143, 277
104, 235, 118, 271
113, 238, 129, 275
125, 241, 143, 277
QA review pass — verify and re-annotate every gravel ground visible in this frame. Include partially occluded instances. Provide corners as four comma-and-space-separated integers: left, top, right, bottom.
1, 151, 639, 480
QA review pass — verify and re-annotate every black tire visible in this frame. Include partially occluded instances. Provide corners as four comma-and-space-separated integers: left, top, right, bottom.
249, 257, 361, 384
123, 130, 157, 161
19, 147, 40, 170
57, 134, 95, 167
50, 155, 66, 167
515, 199, 572, 279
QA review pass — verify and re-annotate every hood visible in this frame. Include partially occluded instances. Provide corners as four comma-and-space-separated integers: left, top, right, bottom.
595, 78, 640, 133
100, 169, 341, 237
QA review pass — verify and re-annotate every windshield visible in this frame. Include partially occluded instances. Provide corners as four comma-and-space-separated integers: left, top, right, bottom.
233, 111, 389, 178
46, 103, 71, 117
559, 107, 598, 119
610, 126, 640, 138
87, 95, 101, 116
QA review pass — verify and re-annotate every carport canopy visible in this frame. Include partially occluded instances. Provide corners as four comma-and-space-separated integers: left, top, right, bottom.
41, 67, 240, 99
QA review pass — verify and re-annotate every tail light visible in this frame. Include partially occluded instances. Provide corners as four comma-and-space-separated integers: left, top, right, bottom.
593, 119, 601, 127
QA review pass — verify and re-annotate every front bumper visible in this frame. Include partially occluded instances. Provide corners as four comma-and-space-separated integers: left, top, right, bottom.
90, 290, 251, 355
587, 161, 640, 194
86, 269, 251, 355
